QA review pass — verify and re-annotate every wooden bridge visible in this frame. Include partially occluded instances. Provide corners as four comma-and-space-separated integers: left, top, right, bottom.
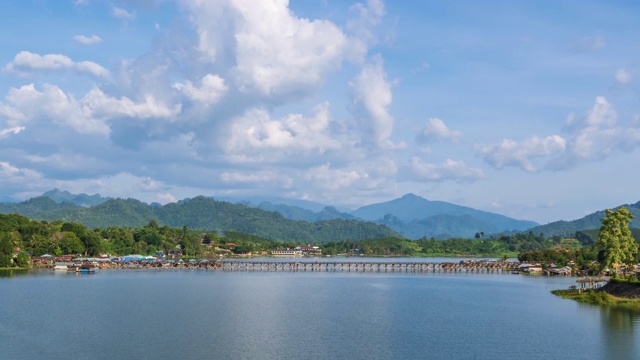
218, 260, 520, 273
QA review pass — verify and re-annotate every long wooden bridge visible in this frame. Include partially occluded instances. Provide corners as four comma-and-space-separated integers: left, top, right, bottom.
218, 260, 520, 273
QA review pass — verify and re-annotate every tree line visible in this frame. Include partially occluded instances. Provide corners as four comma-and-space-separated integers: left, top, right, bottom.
0, 213, 287, 265
3, 208, 639, 271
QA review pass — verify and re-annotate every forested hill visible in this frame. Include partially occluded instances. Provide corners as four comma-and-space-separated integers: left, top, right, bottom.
528, 201, 640, 237
351, 193, 538, 239
0, 196, 400, 243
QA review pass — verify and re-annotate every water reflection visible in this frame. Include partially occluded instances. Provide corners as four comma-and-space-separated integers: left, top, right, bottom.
0, 269, 30, 278
600, 306, 640, 359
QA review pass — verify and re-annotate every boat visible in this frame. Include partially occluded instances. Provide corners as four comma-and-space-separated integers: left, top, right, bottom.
75, 264, 96, 273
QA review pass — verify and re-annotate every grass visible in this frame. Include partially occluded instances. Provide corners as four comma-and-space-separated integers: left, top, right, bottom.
552, 289, 640, 311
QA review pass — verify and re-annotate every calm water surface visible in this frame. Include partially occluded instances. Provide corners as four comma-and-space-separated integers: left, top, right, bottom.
1, 264, 639, 360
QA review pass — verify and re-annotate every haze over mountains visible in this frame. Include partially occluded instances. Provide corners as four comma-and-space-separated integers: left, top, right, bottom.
0, 189, 539, 240
2, 189, 635, 240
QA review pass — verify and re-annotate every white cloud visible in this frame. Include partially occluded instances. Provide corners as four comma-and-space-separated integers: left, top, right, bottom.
349, 55, 396, 147
417, 118, 462, 143
173, 74, 228, 106
82, 88, 182, 120
615, 68, 631, 85
5, 51, 109, 78
410, 157, 483, 182
2, 83, 182, 138
583, 96, 617, 127
346, 0, 386, 61
5, 83, 111, 135
304, 163, 369, 190
220, 170, 293, 189
479, 97, 640, 172
155, 193, 177, 204
73, 34, 102, 45
477, 135, 566, 172
0, 126, 25, 139
0, 103, 26, 127
184, 0, 348, 100
0, 161, 42, 185
45, 172, 192, 203
112, 6, 135, 20
224, 102, 342, 163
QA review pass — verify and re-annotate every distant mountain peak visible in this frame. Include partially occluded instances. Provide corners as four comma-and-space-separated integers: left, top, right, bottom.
41, 188, 110, 207
351, 194, 537, 239
400, 193, 424, 200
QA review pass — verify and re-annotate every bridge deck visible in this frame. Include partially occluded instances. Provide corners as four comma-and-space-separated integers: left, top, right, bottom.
217, 260, 519, 273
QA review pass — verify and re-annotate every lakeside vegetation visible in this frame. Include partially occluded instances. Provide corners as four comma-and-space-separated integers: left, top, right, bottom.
0, 196, 400, 243
0, 212, 571, 268
552, 279, 640, 311
551, 289, 640, 311
2, 206, 639, 273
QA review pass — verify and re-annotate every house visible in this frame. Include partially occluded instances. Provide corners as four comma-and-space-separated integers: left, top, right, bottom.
527, 265, 543, 273
295, 244, 322, 256
546, 266, 572, 276
518, 263, 542, 273
271, 248, 302, 256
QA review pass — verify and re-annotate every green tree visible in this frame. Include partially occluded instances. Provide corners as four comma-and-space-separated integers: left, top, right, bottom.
80, 231, 104, 256
59, 232, 85, 255
596, 207, 639, 274
15, 252, 30, 268
0, 233, 14, 267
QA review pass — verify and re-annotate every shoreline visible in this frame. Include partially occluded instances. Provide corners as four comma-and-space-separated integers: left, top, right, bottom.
552, 280, 640, 311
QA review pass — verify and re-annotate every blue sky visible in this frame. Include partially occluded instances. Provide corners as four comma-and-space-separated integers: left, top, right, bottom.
0, 0, 639, 224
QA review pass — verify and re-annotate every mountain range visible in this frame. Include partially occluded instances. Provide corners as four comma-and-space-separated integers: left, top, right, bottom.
0, 190, 544, 240
0, 195, 399, 243
527, 201, 640, 237
1, 189, 636, 240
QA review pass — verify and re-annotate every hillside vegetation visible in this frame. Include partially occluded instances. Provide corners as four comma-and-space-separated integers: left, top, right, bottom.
529, 201, 640, 237
0, 196, 399, 243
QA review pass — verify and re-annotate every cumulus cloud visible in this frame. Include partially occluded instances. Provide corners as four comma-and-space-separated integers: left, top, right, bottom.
551, 96, 640, 168
5, 51, 109, 78
477, 135, 567, 172
73, 34, 102, 45
304, 163, 369, 191
184, 0, 349, 101
349, 55, 396, 147
1, 83, 182, 137
0, 0, 407, 206
479, 96, 640, 171
0, 161, 42, 185
346, 0, 386, 61
409, 157, 483, 182
417, 118, 462, 143
82, 88, 182, 121
224, 102, 342, 163
4, 83, 110, 135
173, 74, 228, 106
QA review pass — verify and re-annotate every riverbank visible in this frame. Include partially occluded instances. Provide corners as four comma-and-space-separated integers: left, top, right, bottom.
552, 279, 640, 311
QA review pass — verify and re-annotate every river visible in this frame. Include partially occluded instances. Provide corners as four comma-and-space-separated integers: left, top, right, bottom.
1, 261, 639, 360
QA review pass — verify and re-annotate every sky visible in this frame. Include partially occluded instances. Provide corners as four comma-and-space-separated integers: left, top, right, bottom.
0, 0, 639, 224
